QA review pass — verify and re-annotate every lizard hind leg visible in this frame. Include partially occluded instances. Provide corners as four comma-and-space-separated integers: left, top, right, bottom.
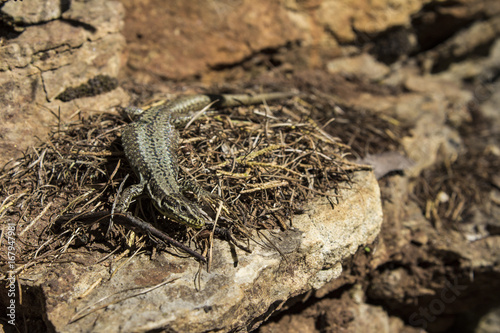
115, 182, 146, 213
179, 179, 233, 220
109, 180, 146, 237
179, 179, 218, 203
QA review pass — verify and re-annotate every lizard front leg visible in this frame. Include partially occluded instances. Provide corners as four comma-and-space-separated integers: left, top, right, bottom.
115, 182, 146, 213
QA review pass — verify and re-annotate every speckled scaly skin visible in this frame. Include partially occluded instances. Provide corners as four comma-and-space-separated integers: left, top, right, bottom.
118, 93, 293, 228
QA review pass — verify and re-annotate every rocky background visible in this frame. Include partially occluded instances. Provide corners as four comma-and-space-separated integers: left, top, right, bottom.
1, 0, 499, 332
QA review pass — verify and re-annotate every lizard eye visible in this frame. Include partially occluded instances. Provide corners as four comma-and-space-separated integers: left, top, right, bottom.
178, 205, 187, 214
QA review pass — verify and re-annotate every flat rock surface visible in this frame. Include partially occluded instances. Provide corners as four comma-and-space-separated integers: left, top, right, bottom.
21, 171, 381, 333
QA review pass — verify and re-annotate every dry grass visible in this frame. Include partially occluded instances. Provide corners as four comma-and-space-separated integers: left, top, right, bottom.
0, 94, 369, 272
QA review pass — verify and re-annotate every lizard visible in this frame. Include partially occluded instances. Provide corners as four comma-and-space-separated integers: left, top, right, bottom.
116, 92, 294, 229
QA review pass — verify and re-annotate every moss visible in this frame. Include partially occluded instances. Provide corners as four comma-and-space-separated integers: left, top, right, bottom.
56, 75, 118, 102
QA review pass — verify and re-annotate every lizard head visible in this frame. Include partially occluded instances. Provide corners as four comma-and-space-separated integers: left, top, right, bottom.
154, 193, 207, 228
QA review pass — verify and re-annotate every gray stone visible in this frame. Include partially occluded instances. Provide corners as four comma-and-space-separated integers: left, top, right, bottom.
40, 33, 125, 100
21, 171, 382, 333
1, 0, 63, 24
62, 0, 125, 40
0, 0, 127, 166
422, 15, 500, 73
327, 54, 390, 81
476, 307, 500, 333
